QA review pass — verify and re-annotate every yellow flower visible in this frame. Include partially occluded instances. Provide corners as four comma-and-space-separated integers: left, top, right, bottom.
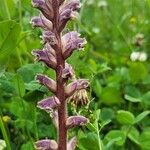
130, 17, 137, 24
2, 116, 11, 123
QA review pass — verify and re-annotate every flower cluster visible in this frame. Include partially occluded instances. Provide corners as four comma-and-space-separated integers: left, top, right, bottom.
31, 0, 89, 150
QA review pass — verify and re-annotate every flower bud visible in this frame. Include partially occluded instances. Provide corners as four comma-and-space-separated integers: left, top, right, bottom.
31, 15, 52, 30
62, 63, 75, 80
32, 0, 54, 21
66, 116, 89, 129
32, 48, 57, 69
62, 31, 87, 59
42, 31, 58, 46
36, 74, 56, 93
65, 79, 89, 97
37, 96, 60, 112
67, 136, 77, 150
35, 139, 58, 150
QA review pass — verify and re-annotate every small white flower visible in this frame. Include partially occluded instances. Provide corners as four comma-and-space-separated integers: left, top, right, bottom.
0, 140, 6, 150
139, 52, 147, 62
130, 51, 148, 62
130, 52, 140, 61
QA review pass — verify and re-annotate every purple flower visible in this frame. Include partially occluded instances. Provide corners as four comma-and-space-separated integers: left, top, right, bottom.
60, 0, 80, 12
35, 139, 58, 150
66, 116, 89, 129
36, 74, 56, 93
62, 31, 87, 59
65, 79, 89, 97
32, 46, 57, 69
50, 111, 58, 129
37, 96, 60, 112
67, 136, 77, 150
59, 0, 81, 31
42, 31, 58, 46
32, 0, 54, 21
62, 63, 75, 79
31, 15, 53, 30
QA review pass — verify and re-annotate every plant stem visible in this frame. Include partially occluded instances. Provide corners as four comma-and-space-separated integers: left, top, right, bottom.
52, 0, 67, 149
0, 112, 11, 150
96, 121, 103, 150
19, 0, 22, 29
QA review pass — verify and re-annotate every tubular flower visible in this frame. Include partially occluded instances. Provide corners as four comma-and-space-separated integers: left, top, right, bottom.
66, 116, 89, 129
32, 47, 57, 69
37, 96, 60, 112
62, 31, 87, 59
65, 79, 89, 97
36, 74, 56, 93
35, 139, 58, 150
31, 15, 53, 30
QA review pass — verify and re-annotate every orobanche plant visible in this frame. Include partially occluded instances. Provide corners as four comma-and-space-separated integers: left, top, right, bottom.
31, 0, 89, 149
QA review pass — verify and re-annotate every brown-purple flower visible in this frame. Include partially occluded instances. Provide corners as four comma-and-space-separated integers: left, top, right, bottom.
32, 0, 54, 21
66, 116, 89, 129
65, 79, 89, 97
31, 15, 52, 30
62, 31, 87, 59
35, 139, 58, 150
37, 96, 60, 112
36, 74, 56, 93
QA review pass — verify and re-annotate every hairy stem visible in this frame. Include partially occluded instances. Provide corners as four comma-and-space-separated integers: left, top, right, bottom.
52, 0, 67, 149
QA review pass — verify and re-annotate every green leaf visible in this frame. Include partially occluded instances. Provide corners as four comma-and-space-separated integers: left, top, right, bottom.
129, 62, 148, 84
116, 110, 135, 125
17, 63, 45, 83
141, 92, 150, 106
0, 20, 21, 64
21, 141, 33, 150
139, 130, 150, 150
127, 127, 140, 145
13, 74, 25, 97
101, 87, 122, 105
79, 132, 99, 150
104, 130, 126, 146
124, 94, 141, 103
100, 108, 115, 121
0, 0, 13, 20
134, 111, 150, 124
